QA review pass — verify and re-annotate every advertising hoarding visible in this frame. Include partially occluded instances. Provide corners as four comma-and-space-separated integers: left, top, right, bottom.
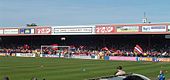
3, 29, 18, 34
16, 53, 36, 57
0, 53, 6, 56
71, 55, 92, 59
96, 25, 114, 34
142, 25, 166, 32
40, 54, 64, 58
109, 56, 136, 61
116, 26, 139, 32
52, 25, 95, 35
157, 58, 170, 62
53, 27, 92, 33
20, 28, 35, 34
0, 29, 3, 34
36, 27, 51, 34
136, 57, 153, 61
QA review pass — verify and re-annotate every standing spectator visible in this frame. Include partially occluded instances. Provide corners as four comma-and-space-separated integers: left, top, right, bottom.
157, 70, 165, 80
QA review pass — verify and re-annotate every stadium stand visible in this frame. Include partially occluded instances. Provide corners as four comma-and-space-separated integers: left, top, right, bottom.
0, 35, 169, 57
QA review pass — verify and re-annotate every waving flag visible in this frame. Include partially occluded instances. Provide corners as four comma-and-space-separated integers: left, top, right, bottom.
52, 44, 58, 50
134, 45, 143, 54
102, 47, 109, 51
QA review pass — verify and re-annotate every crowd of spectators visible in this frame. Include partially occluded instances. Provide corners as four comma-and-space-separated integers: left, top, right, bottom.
0, 43, 169, 57
0, 45, 41, 56
0, 35, 169, 57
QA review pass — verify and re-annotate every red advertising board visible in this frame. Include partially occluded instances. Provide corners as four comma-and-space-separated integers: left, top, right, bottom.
96, 25, 115, 34
36, 27, 51, 35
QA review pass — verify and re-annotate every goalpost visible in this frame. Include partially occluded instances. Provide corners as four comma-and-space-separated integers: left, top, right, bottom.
40, 45, 71, 57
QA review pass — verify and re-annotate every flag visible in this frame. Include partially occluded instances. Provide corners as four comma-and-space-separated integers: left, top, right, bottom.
51, 44, 58, 50
134, 45, 143, 54
24, 44, 30, 49
102, 47, 109, 51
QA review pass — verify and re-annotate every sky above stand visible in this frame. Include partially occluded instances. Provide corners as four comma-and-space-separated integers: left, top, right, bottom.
0, 0, 170, 27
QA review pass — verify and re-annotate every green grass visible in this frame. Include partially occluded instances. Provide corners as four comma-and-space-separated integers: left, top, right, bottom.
0, 56, 170, 80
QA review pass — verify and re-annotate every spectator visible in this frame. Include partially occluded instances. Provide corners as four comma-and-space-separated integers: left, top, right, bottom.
115, 66, 126, 76
157, 70, 165, 80
3, 76, 9, 80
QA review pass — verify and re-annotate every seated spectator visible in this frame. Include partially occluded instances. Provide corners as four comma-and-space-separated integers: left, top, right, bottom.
115, 66, 126, 76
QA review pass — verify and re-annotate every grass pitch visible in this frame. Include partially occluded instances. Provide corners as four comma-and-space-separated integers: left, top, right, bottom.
0, 57, 170, 80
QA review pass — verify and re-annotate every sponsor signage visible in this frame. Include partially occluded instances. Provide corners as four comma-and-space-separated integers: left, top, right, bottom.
142, 25, 166, 32
53, 27, 92, 33
168, 25, 170, 32
109, 56, 136, 61
4, 29, 18, 34
20, 28, 35, 34
157, 58, 170, 62
96, 25, 114, 33
11, 53, 16, 56
0, 29, 3, 34
0, 53, 6, 56
40, 54, 64, 58
116, 26, 139, 32
52, 25, 95, 35
136, 57, 153, 61
72, 55, 92, 59
36, 27, 51, 34
16, 53, 36, 57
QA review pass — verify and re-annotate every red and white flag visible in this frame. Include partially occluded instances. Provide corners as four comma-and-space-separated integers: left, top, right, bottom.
134, 45, 143, 54
51, 44, 58, 50
102, 47, 109, 51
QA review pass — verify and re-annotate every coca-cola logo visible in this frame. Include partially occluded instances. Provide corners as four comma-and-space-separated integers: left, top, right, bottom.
96, 26, 114, 33
36, 27, 51, 34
